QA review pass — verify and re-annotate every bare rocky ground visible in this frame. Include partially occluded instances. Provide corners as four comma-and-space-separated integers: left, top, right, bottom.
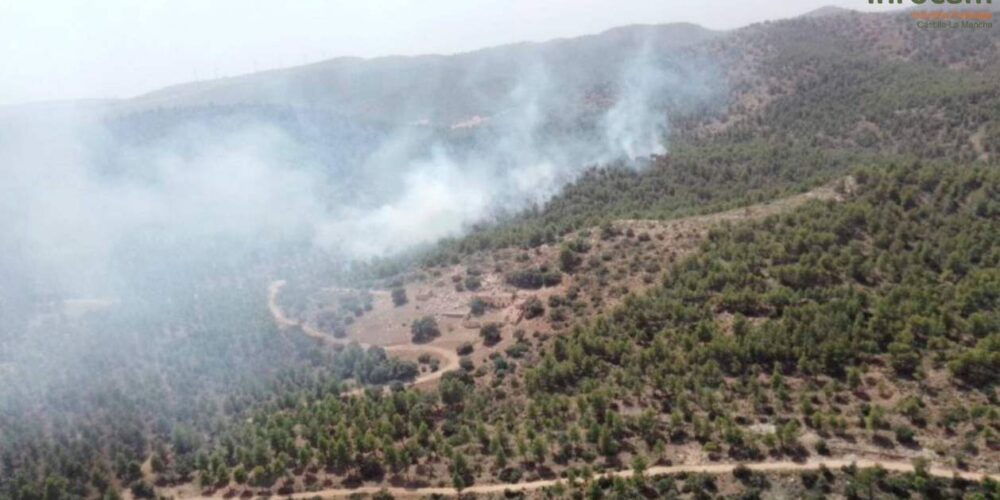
289, 179, 851, 384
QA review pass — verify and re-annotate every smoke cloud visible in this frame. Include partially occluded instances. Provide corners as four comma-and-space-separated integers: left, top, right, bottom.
0, 43, 721, 309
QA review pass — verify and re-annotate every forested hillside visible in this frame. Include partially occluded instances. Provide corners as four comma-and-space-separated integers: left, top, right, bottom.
121, 23, 721, 126
526, 163, 997, 463
2, 8, 998, 500
164, 165, 996, 498
430, 9, 999, 258
0, 273, 418, 499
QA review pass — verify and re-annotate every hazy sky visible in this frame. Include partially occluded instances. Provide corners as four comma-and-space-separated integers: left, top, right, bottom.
0, 0, 900, 106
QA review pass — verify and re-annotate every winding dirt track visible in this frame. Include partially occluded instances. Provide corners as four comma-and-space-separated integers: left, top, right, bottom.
258, 181, 1000, 497
285, 460, 1000, 498
268, 280, 461, 394
195, 457, 998, 499
284, 460, 998, 498
260, 281, 1000, 499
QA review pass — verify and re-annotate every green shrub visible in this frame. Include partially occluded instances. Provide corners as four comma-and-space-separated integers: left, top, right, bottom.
470, 297, 488, 316
391, 287, 408, 306
522, 296, 545, 319
506, 268, 562, 289
480, 323, 502, 346
411, 316, 440, 343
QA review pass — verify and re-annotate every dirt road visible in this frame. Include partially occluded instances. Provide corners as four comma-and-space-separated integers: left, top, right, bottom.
268, 280, 461, 393
188, 458, 998, 499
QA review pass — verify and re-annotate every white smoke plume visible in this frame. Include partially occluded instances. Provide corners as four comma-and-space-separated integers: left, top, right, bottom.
0, 44, 721, 306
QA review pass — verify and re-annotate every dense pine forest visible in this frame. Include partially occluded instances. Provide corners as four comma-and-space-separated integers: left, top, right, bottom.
2, 7, 999, 500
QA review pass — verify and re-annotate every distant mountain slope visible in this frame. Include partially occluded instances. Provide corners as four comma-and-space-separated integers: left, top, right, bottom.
121, 23, 721, 125
798, 5, 854, 18
695, 9, 1000, 159
431, 8, 1000, 255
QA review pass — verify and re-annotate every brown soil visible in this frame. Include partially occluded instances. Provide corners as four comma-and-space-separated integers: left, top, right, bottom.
269, 281, 461, 394
183, 459, 1000, 499
270, 179, 853, 394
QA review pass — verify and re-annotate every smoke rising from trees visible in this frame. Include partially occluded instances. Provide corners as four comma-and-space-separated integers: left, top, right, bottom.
0, 44, 721, 303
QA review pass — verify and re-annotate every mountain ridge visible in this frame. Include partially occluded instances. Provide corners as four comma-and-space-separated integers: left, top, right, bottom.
114, 22, 721, 125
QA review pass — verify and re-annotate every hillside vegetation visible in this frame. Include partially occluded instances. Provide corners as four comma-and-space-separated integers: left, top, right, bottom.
163, 164, 998, 498
2, 8, 999, 500
428, 10, 999, 259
